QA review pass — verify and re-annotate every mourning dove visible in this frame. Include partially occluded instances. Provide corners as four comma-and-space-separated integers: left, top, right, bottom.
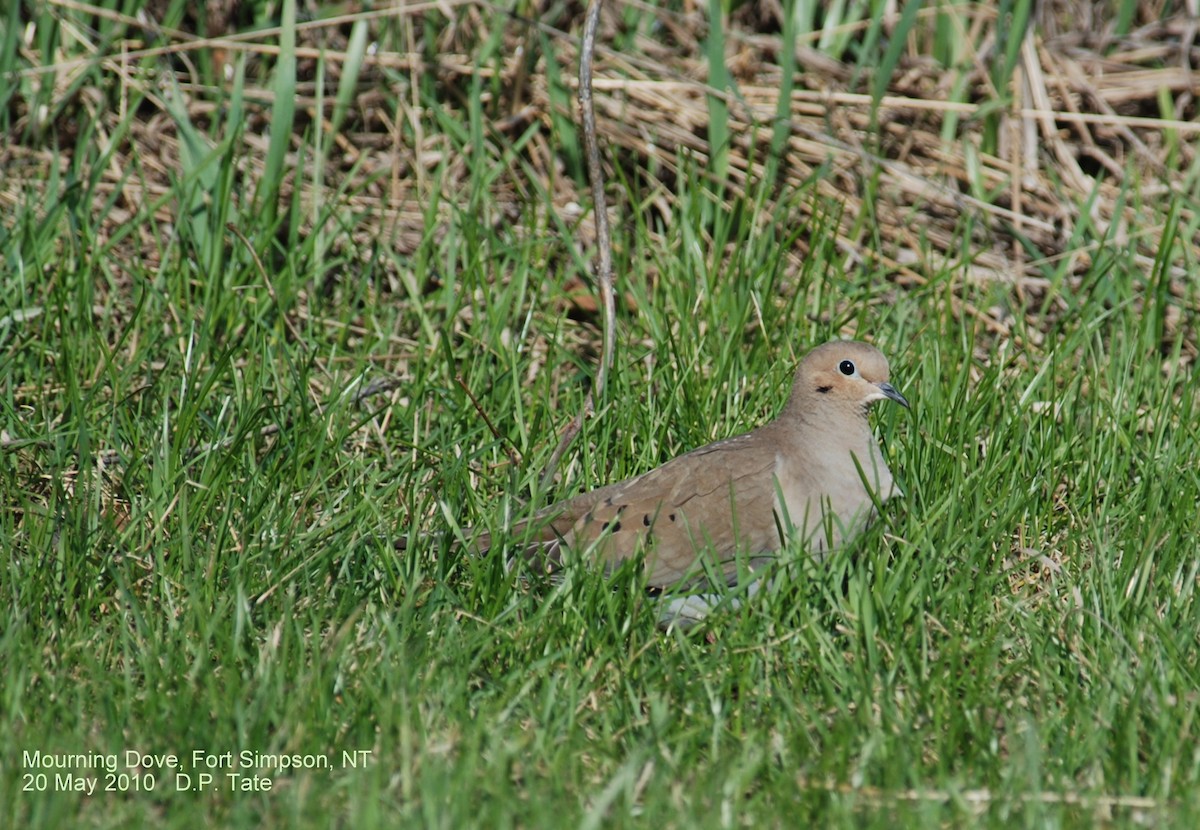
475, 340, 909, 622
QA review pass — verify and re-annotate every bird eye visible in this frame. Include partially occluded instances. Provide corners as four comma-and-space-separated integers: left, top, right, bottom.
838, 359, 856, 376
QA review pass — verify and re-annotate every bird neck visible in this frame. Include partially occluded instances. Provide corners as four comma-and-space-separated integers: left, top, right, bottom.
778, 400, 875, 452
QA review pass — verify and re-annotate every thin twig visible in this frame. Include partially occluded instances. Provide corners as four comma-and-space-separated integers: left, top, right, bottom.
538, 0, 616, 492
185, 423, 282, 459
226, 222, 306, 344
456, 376, 521, 469
352, 376, 402, 405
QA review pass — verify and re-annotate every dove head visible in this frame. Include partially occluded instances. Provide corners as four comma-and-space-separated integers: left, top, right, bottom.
788, 340, 909, 417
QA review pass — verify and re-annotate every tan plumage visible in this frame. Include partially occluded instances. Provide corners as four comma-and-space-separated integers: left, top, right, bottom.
479, 340, 909, 591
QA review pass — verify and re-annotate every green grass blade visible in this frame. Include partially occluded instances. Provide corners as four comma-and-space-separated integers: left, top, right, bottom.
705, 0, 730, 191
258, 0, 298, 223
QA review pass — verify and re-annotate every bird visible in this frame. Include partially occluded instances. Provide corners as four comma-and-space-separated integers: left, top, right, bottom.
471, 340, 910, 625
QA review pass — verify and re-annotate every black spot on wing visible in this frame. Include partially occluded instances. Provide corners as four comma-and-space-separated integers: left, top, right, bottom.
602, 503, 628, 535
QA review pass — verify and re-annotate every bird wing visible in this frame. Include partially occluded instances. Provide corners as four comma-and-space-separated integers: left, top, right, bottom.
514, 430, 786, 587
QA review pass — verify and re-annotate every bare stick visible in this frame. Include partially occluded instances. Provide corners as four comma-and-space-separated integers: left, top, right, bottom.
578, 0, 616, 403
456, 376, 522, 469
226, 222, 306, 345
538, 0, 616, 492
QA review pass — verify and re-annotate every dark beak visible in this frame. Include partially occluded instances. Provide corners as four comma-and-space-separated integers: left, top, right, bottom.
877, 382, 910, 409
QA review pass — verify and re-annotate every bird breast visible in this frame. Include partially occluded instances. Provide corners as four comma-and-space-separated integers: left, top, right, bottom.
772, 439, 894, 554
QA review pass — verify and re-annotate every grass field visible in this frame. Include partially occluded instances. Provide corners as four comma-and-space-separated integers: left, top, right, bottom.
3, 0, 1199, 827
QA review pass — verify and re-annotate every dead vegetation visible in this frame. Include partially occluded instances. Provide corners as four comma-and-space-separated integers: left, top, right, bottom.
2, 1, 1198, 352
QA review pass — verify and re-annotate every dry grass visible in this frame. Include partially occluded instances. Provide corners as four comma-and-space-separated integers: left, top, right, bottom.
3, 0, 1197, 346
